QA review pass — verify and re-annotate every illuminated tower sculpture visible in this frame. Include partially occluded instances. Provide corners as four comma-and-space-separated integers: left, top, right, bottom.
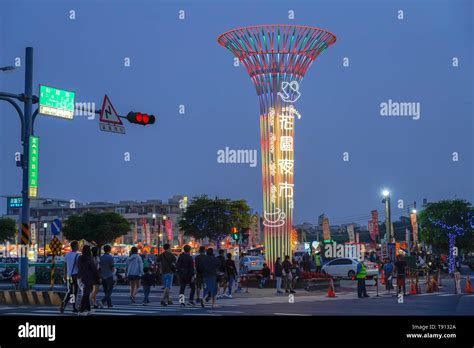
218, 25, 336, 268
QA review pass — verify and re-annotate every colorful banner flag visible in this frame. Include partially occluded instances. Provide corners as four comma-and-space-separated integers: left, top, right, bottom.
370, 210, 379, 239
410, 212, 418, 243
347, 224, 355, 243
322, 217, 331, 241
165, 219, 173, 241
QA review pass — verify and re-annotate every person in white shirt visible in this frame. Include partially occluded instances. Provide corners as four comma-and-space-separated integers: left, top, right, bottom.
60, 241, 81, 314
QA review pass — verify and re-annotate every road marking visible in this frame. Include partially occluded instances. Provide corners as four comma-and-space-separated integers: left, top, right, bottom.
438, 294, 456, 297
274, 313, 311, 316
207, 310, 244, 314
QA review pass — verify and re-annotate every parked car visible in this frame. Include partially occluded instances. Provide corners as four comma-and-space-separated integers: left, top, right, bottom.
322, 258, 378, 278
241, 256, 264, 273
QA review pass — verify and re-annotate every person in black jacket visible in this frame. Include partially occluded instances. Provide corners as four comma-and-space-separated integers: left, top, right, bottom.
274, 257, 283, 294
224, 253, 238, 298
141, 267, 156, 305
259, 263, 271, 289
77, 245, 100, 315
177, 244, 196, 307
202, 248, 221, 308
194, 246, 206, 306
216, 249, 226, 297
282, 255, 295, 293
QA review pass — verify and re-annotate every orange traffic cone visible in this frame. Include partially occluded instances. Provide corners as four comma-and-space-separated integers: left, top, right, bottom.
381, 270, 385, 285
432, 277, 438, 292
465, 275, 473, 293
327, 278, 336, 298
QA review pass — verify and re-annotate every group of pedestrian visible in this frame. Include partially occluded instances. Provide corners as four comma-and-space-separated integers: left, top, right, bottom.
274, 256, 297, 294
60, 241, 116, 315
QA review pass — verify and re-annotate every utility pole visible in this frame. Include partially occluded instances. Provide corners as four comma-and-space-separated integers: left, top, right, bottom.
0, 47, 36, 290
19, 47, 34, 290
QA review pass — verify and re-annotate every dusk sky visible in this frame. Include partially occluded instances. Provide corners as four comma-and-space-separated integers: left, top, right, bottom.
0, 0, 472, 226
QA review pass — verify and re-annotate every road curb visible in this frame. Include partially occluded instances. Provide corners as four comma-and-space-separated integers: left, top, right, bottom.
0, 290, 63, 306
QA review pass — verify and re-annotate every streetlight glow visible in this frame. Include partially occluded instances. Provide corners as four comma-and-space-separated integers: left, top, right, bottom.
382, 189, 390, 197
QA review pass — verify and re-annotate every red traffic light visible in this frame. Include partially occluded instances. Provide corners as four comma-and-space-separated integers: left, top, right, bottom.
126, 112, 155, 125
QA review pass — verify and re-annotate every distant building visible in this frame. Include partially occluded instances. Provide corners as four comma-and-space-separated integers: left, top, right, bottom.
3, 195, 188, 247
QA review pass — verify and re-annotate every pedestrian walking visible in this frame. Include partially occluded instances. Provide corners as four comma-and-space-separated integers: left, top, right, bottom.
315, 252, 322, 273
77, 245, 100, 315
302, 252, 310, 272
291, 260, 301, 290
99, 244, 115, 308
356, 260, 369, 298
282, 255, 295, 293
259, 263, 271, 289
126, 246, 144, 303
177, 244, 196, 306
194, 246, 206, 306
274, 257, 283, 294
158, 243, 177, 306
90, 246, 101, 309
202, 247, 220, 308
394, 254, 407, 295
216, 249, 226, 298
382, 258, 394, 293
60, 241, 80, 314
141, 267, 156, 305
224, 253, 238, 298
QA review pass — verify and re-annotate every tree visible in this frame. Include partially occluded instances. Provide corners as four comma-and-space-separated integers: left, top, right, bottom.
178, 195, 251, 242
0, 217, 16, 242
418, 199, 473, 253
62, 212, 130, 251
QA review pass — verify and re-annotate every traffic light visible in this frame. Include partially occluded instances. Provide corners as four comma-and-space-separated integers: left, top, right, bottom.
231, 227, 239, 241
126, 111, 156, 125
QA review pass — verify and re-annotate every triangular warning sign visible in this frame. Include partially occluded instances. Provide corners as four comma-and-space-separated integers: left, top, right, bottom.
99, 95, 123, 125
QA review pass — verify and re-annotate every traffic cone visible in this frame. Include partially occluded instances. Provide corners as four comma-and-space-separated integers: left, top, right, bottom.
465, 275, 473, 293
381, 270, 385, 285
327, 278, 336, 298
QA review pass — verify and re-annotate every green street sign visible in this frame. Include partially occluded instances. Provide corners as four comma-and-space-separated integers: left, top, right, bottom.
39, 85, 75, 119
28, 136, 39, 198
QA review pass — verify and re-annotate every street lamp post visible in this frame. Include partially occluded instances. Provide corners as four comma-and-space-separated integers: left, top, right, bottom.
382, 190, 393, 243
43, 222, 48, 262
161, 215, 167, 252
152, 213, 156, 254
